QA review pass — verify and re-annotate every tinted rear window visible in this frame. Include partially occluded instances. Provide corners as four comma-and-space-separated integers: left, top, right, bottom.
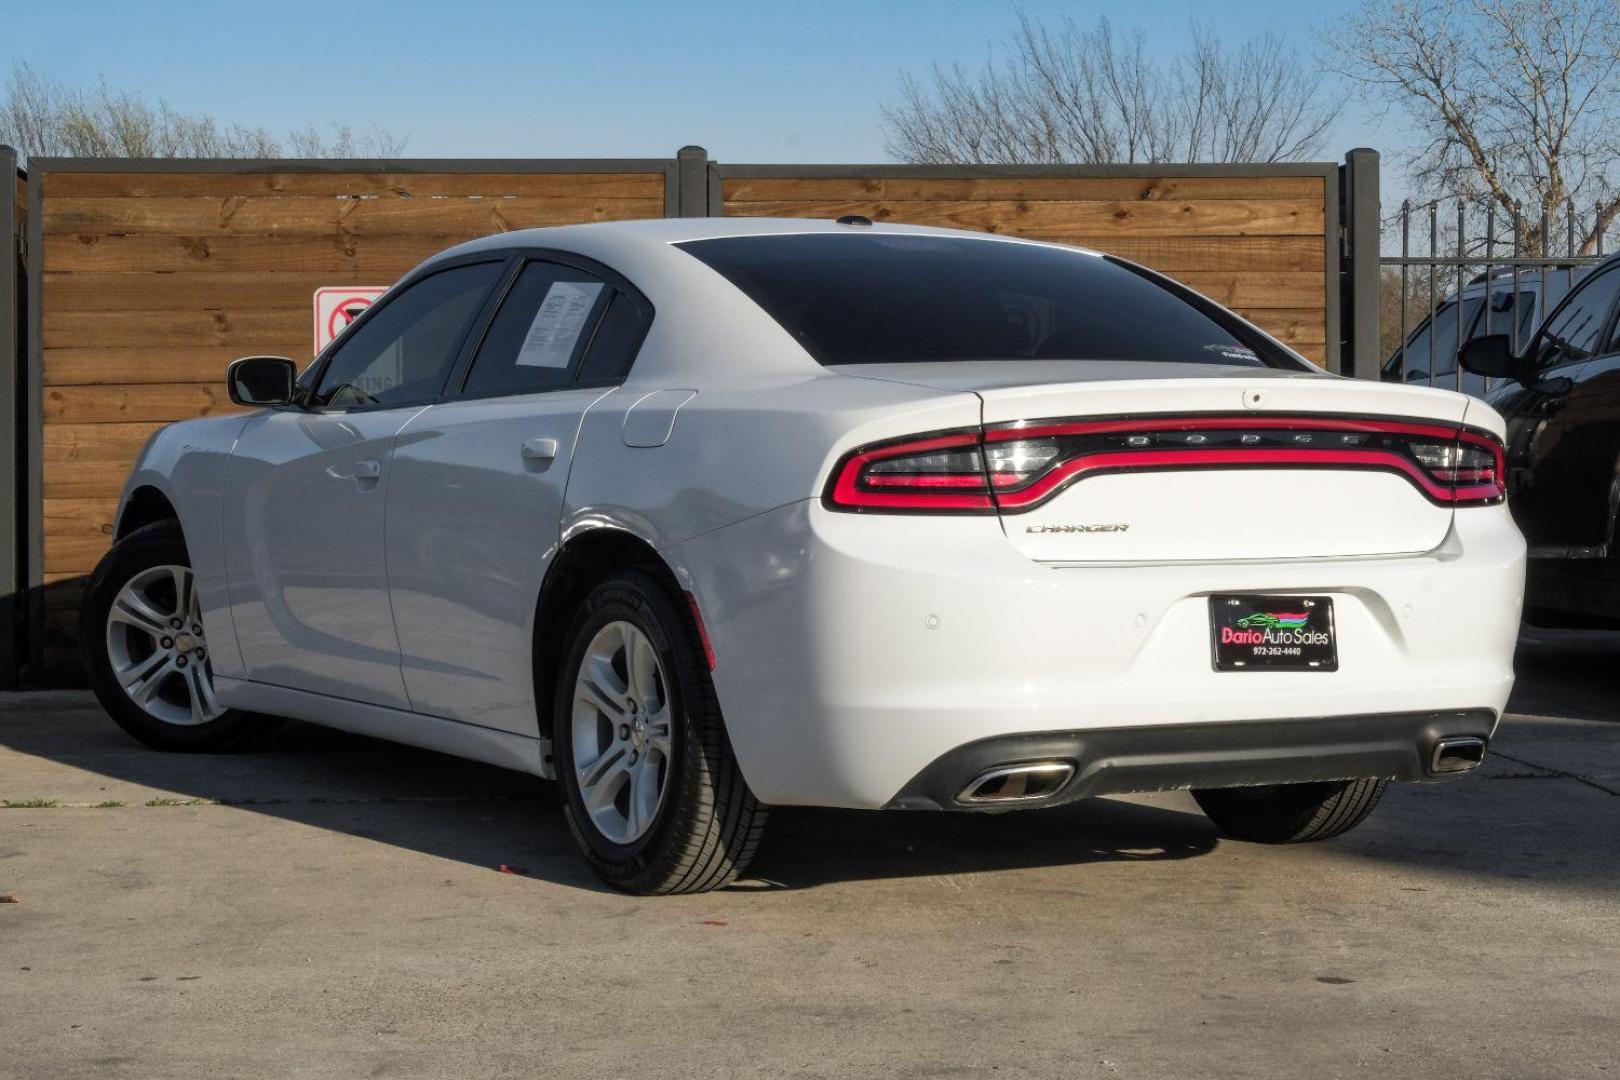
677, 233, 1292, 368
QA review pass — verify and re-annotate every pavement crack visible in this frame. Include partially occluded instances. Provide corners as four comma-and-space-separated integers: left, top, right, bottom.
1491, 750, 1620, 796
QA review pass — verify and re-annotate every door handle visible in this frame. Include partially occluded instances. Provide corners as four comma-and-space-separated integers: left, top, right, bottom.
521, 438, 559, 462
325, 458, 382, 484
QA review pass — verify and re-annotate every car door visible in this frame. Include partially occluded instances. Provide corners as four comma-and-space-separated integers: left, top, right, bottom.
1498, 262, 1620, 554
222, 259, 507, 706
385, 255, 652, 734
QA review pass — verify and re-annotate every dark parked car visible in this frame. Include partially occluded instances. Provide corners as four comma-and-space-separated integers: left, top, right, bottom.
1383, 269, 1580, 397
1460, 253, 1620, 627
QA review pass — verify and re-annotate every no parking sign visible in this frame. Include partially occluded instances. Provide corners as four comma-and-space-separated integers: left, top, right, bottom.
313, 286, 389, 354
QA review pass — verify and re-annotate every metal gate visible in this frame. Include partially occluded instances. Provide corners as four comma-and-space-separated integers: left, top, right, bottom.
1382, 197, 1613, 393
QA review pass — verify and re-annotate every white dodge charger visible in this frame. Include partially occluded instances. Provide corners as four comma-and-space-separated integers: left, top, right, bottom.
81, 218, 1526, 894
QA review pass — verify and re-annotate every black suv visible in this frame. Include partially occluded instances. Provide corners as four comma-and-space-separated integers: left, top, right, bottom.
1460, 253, 1620, 628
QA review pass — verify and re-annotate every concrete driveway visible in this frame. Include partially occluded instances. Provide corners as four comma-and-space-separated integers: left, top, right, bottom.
2, 630, 1617, 1079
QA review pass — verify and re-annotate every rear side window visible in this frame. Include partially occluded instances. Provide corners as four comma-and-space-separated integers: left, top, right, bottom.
677, 234, 1294, 368
462, 261, 613, 397
576, 292, 653, 384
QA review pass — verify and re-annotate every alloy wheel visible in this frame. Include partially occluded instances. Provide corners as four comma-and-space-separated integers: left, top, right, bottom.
104, 564, 223, 726
570, 619, 674, 844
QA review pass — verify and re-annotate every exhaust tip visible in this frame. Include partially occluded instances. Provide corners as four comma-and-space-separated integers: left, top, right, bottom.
1430, 736, 1488, 775
957, 762, 1075, 804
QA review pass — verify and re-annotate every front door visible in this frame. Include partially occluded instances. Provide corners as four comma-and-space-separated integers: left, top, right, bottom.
222, 259, 506, 706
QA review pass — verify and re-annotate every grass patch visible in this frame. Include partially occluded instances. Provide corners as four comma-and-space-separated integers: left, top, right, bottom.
94, 801, 124, 808
143, 797, 211, 807
2, 798, 59, 809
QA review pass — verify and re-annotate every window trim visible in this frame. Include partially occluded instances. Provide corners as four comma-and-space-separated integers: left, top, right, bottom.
293, 253, 516, 413
1526, 261, 1620, 371
444, 247, 656, 403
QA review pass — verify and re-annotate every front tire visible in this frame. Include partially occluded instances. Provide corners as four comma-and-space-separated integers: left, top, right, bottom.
553, 569, 767, 894
80, 519, 271, 752
1192, 779, 1388, 843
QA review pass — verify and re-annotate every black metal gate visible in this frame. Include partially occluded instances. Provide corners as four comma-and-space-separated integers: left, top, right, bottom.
1382, 197, 1612, 393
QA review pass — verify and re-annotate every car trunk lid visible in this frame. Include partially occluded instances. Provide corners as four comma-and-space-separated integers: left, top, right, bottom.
830, 362, 1478, 564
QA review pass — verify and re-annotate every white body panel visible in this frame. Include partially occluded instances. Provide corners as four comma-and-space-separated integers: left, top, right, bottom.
108, 218, 1526, 812
385, 387, 611, 733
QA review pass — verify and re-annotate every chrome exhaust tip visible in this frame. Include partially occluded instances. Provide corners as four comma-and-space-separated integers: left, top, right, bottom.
957, 762, 1075, 804
1430, 736, 1488, 775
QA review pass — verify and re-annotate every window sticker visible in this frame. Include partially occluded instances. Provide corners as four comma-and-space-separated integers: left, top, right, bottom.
1204, 343, 1259, 362
516, 281, 605, 368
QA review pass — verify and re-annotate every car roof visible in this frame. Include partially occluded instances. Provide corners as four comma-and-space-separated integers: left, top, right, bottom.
417, 216, 1096, 274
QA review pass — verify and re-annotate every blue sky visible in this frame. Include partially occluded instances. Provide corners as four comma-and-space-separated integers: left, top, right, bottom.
6, 0, 1398, 166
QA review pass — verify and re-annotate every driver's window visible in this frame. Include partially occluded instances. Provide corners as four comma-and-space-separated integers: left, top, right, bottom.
311, 262, 503, 408
1529, 266, 1620, 370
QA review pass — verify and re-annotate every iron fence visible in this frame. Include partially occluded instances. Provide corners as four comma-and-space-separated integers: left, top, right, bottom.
1381, 197, 1612, 394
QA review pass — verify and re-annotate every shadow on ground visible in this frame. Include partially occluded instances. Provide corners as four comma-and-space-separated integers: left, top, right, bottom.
3, 625, 1616, 894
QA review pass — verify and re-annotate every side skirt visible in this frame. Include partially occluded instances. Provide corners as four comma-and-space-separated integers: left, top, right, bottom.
215, 676, 548, 778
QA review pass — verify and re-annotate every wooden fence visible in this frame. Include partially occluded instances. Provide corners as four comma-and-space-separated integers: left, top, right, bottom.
6, 146, 1379, 682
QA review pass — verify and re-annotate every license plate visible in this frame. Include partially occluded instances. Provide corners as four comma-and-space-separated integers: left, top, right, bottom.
1209, 595, 1337, 672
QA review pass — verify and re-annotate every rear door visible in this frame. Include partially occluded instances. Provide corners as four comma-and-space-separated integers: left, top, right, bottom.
385, 256, 652, 735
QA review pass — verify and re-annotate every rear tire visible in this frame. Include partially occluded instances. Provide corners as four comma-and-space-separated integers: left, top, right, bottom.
553, 568, 767, 894
1192, 778, 1388, 843
80, 519, 272, 752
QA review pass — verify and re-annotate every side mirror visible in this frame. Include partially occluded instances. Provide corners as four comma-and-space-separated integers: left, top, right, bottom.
1458, 334, 1529, 383
227, 356, 297, 406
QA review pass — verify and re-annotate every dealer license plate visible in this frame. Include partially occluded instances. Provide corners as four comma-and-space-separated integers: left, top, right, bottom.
1209, 595, 1337, 672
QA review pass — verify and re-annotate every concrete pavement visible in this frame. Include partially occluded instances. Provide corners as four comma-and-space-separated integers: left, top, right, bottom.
1, 629, 1617, 1079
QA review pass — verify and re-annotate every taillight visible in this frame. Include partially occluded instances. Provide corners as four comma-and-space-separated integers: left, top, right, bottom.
826, 431, 995, 512
824, 417, 1507, 513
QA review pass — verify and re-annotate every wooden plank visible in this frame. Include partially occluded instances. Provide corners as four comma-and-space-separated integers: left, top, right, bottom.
45, 347, 301, 386
1154, 271, 1326, 309
722, 199, 1325, 236
43, 232, 478, 273
45, 308, 308, 350
1230, 309, 1327, 345
1040, 235, 1327, 273
44, 383, 242, 423
723, 175, 1325, 203
42, 195, 663, 237
43, 498, 118, 576
43, 270, 388, 311
44, 171, 664, 199
43, 423, 167, 497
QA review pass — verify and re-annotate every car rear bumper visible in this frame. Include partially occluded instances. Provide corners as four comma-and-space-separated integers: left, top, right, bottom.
884, 709, 1497, 811
675, 500, 1524, 810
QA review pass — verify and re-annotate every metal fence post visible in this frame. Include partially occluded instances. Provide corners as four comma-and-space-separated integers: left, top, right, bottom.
1343, 148, 1382, 380
0, 147, 18, 689
676, 146, 710, 217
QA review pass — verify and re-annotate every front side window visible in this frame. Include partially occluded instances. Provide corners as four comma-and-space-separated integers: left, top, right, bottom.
677, 234, 1296, 369
1529, 265, 1620, 370
311, 261, 503, 408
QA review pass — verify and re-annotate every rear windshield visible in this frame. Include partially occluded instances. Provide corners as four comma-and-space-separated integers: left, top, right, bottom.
677, 233, 1295, 368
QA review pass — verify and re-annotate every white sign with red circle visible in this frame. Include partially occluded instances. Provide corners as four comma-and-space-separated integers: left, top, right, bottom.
314, 286, 389, 354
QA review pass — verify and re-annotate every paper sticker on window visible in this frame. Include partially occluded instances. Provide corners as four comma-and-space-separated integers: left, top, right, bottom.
516, 281, 605, 368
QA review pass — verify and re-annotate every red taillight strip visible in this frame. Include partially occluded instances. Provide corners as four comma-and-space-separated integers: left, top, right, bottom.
992, 447, 1496, 509
828, 431, 994, 511
984, 415, 1470, 443
825, 416, 1507, 513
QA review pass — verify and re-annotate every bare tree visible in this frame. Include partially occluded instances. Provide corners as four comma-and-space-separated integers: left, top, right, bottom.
1327, 0, 1620, 255
883, 13, 1338, 165
0, 62, 406, 162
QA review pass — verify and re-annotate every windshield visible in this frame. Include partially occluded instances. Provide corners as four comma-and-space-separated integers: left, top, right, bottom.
677, 233, 1300, 369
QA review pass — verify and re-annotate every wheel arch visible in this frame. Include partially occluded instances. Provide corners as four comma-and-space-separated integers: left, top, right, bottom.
532, 526, 687, 746
117, 485, 182, 540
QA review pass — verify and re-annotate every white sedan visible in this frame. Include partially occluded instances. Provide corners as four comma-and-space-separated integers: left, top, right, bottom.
81, 218, 1526, 894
